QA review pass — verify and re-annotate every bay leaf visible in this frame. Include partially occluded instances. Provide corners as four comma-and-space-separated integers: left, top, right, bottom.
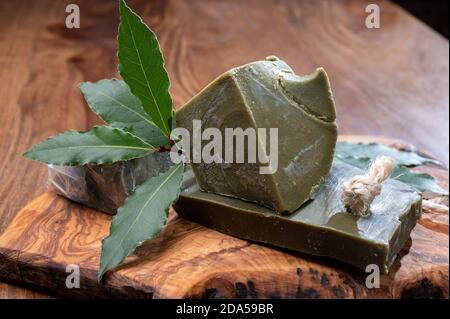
23, 126, 154, 166
118, 0, 173, 136
98, 163, 184, 281
335, 141, 440, 167
79, 79, 168, 147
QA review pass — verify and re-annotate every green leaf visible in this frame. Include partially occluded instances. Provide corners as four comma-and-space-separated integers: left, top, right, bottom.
335, 141, 440, 167
333, 156, 371, 170
23, 126, 154, 166
98, 163, 184, 281
335, 147, 448, 196
392, 166, 448, 195
118, 0, 173, 136
79, 79, 168, 147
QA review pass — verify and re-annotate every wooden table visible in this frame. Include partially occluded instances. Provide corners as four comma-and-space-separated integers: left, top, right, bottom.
0, 0, 448, 298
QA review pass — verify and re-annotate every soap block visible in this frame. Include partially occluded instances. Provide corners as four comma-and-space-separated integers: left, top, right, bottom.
176, 57, 337, 213
175, 161, 422, 273
48, 152, 172, 214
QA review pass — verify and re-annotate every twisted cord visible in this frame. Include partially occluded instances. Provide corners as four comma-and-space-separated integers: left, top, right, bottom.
342, 156, 396, 217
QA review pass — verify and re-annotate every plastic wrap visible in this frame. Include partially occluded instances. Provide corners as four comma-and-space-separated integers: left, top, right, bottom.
48, 152, 173, 215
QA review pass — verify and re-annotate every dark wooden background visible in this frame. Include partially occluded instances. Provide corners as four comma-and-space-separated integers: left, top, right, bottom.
0, 0, 448, 298
394, 0, 449, 38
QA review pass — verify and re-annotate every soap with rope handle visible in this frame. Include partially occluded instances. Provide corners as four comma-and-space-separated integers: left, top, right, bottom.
175, 160, 422, 273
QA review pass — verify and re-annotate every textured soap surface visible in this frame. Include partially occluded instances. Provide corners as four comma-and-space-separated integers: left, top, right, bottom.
48, 152, 172, 214
176, 57, 337, 213
175, 161, 422, 273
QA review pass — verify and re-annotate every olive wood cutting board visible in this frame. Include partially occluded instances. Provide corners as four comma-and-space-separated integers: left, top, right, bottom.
0, 136, 448, 298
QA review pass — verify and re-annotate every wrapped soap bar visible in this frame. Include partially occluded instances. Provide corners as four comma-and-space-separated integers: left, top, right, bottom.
175, 161, 422, 273
48, 152, 172, 214
176, 56, 337, 213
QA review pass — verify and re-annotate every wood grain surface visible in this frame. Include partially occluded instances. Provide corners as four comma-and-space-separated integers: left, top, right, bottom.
0, 136, 447, 299
0, 0, 448, 298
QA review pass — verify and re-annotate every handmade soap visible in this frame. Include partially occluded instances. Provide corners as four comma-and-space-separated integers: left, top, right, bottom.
175, 162, 422, 273
48, 152, 172, 214
176, 57, 337, 213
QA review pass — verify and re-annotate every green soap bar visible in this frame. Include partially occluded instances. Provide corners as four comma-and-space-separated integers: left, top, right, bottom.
174, 161, 422, 273
47, 152, 172, 215
176, 57, 337, 213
